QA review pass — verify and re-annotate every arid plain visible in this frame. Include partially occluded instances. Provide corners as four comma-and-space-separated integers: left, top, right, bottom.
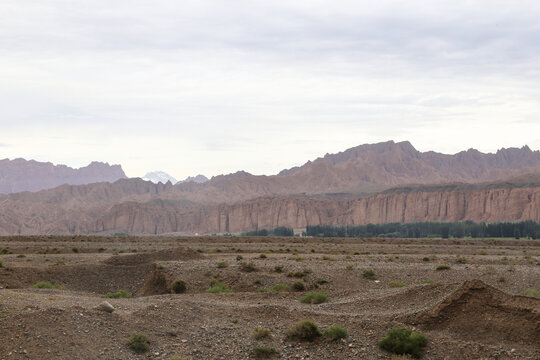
1, 235, 538, 359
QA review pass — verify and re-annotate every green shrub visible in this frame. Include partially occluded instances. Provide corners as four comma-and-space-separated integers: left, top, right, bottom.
292, 281, 306, 291
167, 357, 187, 360
274, 265, 283, 273
388, 281, 407, 288
286, 320, 321, 342
346, 264, 353, 270
171, 280, 187, 294
378, 327, 427, 358
362, 269, 375, 279
253, 346, 277, 358
32, 281, 66, 290
455, 257, 467, 264
436, 265, 451, 271
324, 326, 348, 340
236, 255, 243, 261
315, 278, 328, 285
266, 284, 290, 292
498, 276, 506, 283
126, 332, 149, 353
206, 280, 232, 293
521, 289, 539, 298
300, 292, 329, 304
422, 257, 430, 262
259, 254, 267, 259
0, 259, 3, 267
217, 261, 228, 268
240, 262, 257, 272
104, 290, 132, 298
253, 327, 271, 340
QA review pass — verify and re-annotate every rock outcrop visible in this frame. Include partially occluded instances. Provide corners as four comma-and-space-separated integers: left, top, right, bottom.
95, 185, 539, 235
0, 159, 127, 194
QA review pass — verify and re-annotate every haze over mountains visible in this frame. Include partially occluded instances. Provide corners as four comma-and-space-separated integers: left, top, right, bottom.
0, 141, 539, 235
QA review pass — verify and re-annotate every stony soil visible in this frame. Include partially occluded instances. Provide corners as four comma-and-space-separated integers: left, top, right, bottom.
0, 235, 539, 359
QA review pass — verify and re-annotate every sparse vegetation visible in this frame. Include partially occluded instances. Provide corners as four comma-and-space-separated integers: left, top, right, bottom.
300, 292, 329, 304
436, 265, 451, 271
217, 261, 228, 268
292, 281, 306, 291
378, 327, 428, 358
206, 280, 232, 293
265, 284, 290, 292
388, 281, 407, 288
253, 346, 277, 358
240, 262, 257, 272
346, 264, 353, 270
274, 265, 283, 273
521, 288, 539, 298
0, 259, 3, 267
253, 327, 271, 340
171, 280, 187, 294
286, 320, 322, 342
362, 269, 376, 279
126, 332, 149, 353
324, 326, 348, 340
104, 290, 132, 298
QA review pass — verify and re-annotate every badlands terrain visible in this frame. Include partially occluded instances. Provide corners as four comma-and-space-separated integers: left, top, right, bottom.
0, 235, 539, 359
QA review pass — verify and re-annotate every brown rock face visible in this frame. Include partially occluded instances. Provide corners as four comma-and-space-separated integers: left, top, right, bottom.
94, 185, 539, 235
0, 159, 127, 194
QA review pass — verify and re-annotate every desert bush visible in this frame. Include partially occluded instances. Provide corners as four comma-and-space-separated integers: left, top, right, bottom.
236, 255, 243, 261
104, 290, 132, 298
0, 259, 2, 267
315, 278, 328, 285
253, 327, 271, 340
286, 320, 321, 342
455, 256, 467, 264
521, 289, 539, 298
126, 332, 149, 353
217, 261, 228, 269
253, 346, 277, 358
274, 265, 283, 273
259, 254, 267, 259
292, 281, 306, 291
436, 265, 451, 271
206, 280, 232, 293
498, 276, 506, 283
266, 284, 290, 292
346, 264, 353, 270
167, 357, 187, 360
324, 326, 348, 340
33, 281, 66, 290
422, 257, 430, 262
300, 292, 329, 304
378, 327, 427, 358
362, 269, 376, 279
388, 281, 407, 288
240, 262, 257, 272
171, 280, 187, 294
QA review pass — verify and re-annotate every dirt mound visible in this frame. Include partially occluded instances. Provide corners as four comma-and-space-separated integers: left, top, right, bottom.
138, 269, 171, 296
102, 247, 201, 266
409, 279, 540, 348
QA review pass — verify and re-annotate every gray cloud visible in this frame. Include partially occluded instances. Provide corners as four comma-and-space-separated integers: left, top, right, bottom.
0, 0, 539, 177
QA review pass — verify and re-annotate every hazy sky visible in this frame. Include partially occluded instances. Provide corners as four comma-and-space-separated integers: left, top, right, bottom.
1, 0, 539, 179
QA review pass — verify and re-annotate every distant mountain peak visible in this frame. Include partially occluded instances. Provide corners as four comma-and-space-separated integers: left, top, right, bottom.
142, 171, 178, 184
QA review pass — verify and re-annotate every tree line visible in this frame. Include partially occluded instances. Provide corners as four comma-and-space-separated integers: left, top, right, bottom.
303, 221, 540, 239
242, 226, 294, 237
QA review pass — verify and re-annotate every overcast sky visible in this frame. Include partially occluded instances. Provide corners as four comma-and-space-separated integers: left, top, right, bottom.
1, 0, 539, 179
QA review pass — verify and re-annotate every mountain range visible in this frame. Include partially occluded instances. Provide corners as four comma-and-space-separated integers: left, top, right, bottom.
0, 140, 539, 235
0, 159, 126, 194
